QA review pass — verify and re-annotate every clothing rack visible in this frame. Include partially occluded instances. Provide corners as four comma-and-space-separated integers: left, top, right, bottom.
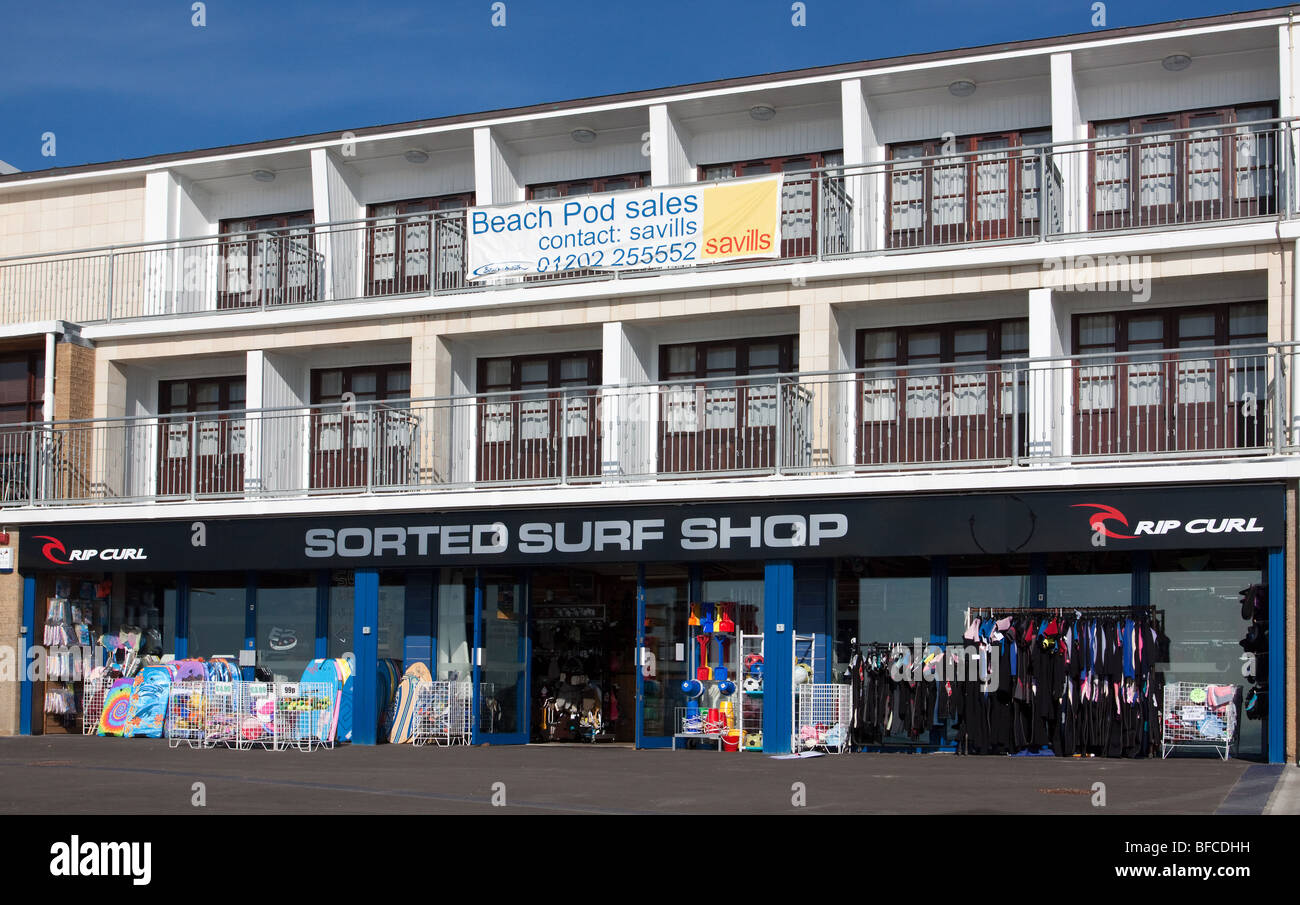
965, 606, 1164, 630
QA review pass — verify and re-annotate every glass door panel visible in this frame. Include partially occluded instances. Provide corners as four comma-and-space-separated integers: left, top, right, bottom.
475, 569, 528, 743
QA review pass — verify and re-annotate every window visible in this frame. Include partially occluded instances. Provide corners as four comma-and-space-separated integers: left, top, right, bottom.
855, 320, 1027, 465
700, 151, 843, 258
1072, 302, 1268, 455
527, 173, 649, 200
157, 376, 247, 496
476, 352, 602, 481
658, 336, 795, 473
310, 365, 413, 489
218, 211, 317, 308
886, 130, 1050, 247
525, 175, 648, 281
0, 351, 45, 426
366, 193, 472, 296
1090, 104, 1278, 228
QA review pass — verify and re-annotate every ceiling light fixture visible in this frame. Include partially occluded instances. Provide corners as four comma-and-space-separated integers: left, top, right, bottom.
947, 79, 977, 98
1161, 53, 1192, 72
749, 104, 776, 121
570, 128, 597, 143
403, 149, 429, 164
251, 169, 276, 183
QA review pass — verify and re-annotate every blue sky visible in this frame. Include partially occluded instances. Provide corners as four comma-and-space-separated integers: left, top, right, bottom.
0, 0, 1274, 171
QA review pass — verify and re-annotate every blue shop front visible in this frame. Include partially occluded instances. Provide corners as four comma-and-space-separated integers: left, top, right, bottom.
19, 483, 1288, 761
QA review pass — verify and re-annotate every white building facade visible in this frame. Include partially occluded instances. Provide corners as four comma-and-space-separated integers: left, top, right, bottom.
0, 8, 1295, 759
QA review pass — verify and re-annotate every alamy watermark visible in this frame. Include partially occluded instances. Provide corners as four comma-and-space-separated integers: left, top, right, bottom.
1042, 253, 1152, 303
888, 639, 1000, 692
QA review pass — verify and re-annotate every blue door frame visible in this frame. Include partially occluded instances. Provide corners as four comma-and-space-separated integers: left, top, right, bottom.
471, 568, 530, 745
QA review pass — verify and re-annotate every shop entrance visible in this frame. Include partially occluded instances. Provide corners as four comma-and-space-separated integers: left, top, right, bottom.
529, 566, 638, 743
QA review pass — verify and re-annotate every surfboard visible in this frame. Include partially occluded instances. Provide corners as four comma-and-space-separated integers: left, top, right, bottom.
97, 678, 134, 737
335, 657, 354, 743
378, 659, 402, 738
125, 664, 174, 738
300, 659, 343, 743
388, 662, 433, 744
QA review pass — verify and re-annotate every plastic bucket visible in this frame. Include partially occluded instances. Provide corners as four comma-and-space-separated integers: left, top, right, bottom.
721, 731, 740, 752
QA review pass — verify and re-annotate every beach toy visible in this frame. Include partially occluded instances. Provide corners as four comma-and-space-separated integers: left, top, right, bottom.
681, 679, 704, 699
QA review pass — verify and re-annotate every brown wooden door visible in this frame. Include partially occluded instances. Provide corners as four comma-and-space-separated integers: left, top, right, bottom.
476, 354, 601, 483
310, 366, 411, 490
157, 378, 245, 496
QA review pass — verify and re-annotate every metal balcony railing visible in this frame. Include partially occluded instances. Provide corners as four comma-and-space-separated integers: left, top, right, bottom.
1, 342, 1293, 508
3, 119, 1295, 326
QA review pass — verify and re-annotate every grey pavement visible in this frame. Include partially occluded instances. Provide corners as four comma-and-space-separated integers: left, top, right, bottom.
0, 735, 1286, 815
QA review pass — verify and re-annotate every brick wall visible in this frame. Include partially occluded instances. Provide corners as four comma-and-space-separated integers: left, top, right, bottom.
54, 341, 95, 422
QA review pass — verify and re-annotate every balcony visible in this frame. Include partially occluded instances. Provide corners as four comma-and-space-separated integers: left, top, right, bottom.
2, 119, 1297, 326
1, 342, 1292, 508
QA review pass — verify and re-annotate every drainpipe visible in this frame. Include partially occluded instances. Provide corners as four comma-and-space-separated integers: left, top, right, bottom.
42, 331, 55, 423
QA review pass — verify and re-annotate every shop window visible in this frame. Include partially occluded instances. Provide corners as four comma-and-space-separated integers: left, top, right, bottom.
310, 364, 414, 490
856, 319, 1028, 466
885, 130, 1050, 248
833, 557, 932, 675
378, 570, 406, 663
1090, 104, 1278, 229
188, 573, 248, 662
1150, 549, 1265, 758
437, 570, 474, 682
658, 335, 796, 474
641, 563, 690, 740
328, 570, 354, 660
218, 211, 317, 309
1044, 552, 1132, 608
158, 376, 247, 497
256, 572, 317, 682
481, 570, 525, 736
366, 192, 473, 296
1072, 301, 1268, 456
700, 151, 843, 258
946, 555, 1031, 642
701, 562, 765, 636
476, 351, 602, 482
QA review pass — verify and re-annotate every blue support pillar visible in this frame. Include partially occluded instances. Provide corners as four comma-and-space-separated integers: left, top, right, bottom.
763, 560, 795, 754
175, 574, 190, 660
1268, 547, 1285, 764
242, 572, 257, 681
19, 575, 35, 735
352, 569, 380, 745
1029, 553, 1047, 607
470, 570, 484, 744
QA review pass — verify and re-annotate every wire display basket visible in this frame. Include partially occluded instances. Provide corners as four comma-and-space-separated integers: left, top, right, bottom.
796, 684, 853, 753
1161, 681, 1239, 761
408, 680, 475, 746
203, 681, 241, 748
81, 675, 113, 735
165, 682, 208, 748
273, 682, 337, 751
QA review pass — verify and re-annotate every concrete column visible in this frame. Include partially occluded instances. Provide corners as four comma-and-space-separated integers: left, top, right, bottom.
1280, 24, 1299, 214
244, 350, 265, 493
601, 321, 654, 478
841, 78, 883, 253
1027, 287, 1068, 459
428, 333, 474, 485
1050, 52, 1084, 234
649, 104, 692, 186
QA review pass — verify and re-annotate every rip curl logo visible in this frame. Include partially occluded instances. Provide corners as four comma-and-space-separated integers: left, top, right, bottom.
1071, 503, 1137, 540
33, 535, 69, 564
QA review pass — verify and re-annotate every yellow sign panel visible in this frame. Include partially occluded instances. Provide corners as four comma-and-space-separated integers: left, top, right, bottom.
700, 176, 782, 260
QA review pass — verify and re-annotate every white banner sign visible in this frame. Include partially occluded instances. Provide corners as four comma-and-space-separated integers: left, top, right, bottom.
466, 174, 783, 280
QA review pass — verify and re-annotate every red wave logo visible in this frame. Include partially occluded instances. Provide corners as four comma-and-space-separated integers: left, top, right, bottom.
1071, 503, 1137, 540
33, 535, 69, 564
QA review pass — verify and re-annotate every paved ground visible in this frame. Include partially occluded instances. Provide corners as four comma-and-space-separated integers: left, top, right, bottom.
2, 735, 1294, 815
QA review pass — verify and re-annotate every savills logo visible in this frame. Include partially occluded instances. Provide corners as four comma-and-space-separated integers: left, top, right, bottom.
33, 535, 148, 564
1072, 503, 1265, 540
